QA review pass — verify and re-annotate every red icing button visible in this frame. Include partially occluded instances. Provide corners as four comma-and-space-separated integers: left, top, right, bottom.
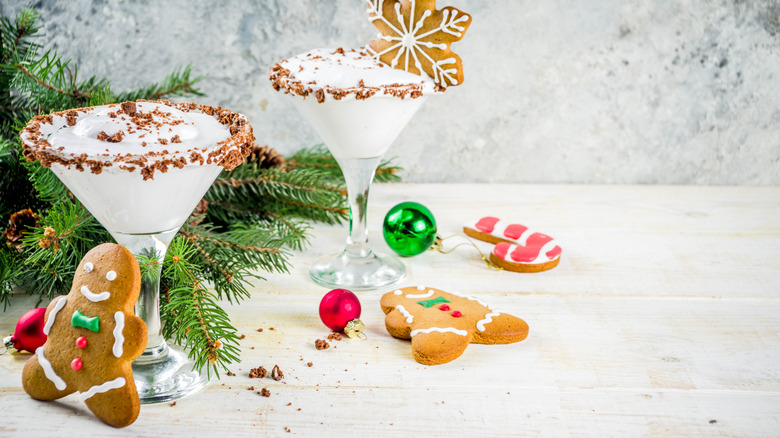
76, 336, 88, 349
439, 304, 450, 311
71, 358, 83, 371
451, 311, 463, 318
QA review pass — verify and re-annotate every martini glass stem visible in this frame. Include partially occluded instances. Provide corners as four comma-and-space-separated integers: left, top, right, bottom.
113, 229, 178, 359
112, 228, 208, 403
337, 155, 382, 259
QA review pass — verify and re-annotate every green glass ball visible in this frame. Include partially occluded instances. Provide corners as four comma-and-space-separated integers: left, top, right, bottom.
383, 202, 437, 257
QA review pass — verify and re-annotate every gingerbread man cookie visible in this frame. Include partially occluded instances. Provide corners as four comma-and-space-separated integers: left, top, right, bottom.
367, 0, 472, 87
464, 217, 562, 273
381, 286, 528, 365
22, 243, 147, 428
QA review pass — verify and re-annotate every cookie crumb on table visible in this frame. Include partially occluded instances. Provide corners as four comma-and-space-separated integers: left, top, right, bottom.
315, 339, 330, 350
307, 362, 313, 367
249, 366, 267, 379
272, 365, 284, 381
327, 332, 342, 341
170, 401, 176, 407
260, 388, 271, 397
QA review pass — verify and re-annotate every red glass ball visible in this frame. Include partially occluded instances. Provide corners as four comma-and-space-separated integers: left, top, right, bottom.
319, 289, 361, 332
10, 308, 48, 353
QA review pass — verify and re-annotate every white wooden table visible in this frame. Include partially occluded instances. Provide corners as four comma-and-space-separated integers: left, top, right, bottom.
1, 184, 779, 436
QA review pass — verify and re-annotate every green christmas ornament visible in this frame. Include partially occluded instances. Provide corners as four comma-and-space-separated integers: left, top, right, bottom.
383, 202, 437, 257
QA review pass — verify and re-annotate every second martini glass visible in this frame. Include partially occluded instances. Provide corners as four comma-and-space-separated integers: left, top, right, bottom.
271, 48, 435, 290
21, 100, 253, 402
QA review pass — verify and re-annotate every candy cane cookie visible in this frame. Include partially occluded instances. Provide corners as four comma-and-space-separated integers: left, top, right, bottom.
464, 217, 562, 272
22, 243, 147, 428
381, 286, 529, 365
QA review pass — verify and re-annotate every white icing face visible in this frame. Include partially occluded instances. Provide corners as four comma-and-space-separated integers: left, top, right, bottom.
80, 285, 110, 302
84, 262, 94, 273
106, 270, 117, 281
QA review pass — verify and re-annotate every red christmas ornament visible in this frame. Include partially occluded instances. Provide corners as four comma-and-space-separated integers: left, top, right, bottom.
3, 308, 48, 353
319, 289, 364, 338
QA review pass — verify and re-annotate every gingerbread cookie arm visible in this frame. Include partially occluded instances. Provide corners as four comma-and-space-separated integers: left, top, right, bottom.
383, 307, 415, 340
410, 329, 471, 365
470, 313, 529, 345
22, 354, 76, 400
116, 314, 147, 360
82, 372, 140, 428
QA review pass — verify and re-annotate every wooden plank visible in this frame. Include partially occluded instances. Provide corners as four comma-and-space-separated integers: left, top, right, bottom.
0, 184, 778, 436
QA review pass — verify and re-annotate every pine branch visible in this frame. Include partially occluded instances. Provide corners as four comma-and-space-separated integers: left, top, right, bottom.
207, 166, 348, 225
160, 237, 240, 377
285, 144, 402, 183
115, 64, 204, 102
12, 200, 111, 300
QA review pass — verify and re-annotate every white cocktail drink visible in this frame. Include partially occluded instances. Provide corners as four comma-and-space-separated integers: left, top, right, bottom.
21, 100, 253, 403
271, 48, 437, 289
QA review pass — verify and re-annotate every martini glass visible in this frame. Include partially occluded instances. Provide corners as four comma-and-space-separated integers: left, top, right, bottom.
290, 94, 428, 290
51, 164, 222, 403
48, 161, 220, 403
21, 101, 252, 403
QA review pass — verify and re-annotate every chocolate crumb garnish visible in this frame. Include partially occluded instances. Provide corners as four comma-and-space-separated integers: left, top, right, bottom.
65, 110, 78, 126
249, 366, 267, 379
260, 388, 271, 397
158, 137, 168, 145
269, 49, 433, 103
19, 99, 254, 181
120, 101, 137, 116
171, 135, 181, 143
271, 365, 284, 381
107, 130, 125, 143
97, 131, 109, 142
315, 339, 330, 350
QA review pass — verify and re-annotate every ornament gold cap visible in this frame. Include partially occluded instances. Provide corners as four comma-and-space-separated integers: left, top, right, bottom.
344, 319, 366, 339
2, 335, 16, 354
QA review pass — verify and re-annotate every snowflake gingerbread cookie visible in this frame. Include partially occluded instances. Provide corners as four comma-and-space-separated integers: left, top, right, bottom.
464, 217, 563, 273
367, 0, 472, 87
381, 286, 529, 365
22, 243, 147, 428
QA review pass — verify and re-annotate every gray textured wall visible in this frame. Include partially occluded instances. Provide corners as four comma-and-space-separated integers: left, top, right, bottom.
4, 0, 779, 184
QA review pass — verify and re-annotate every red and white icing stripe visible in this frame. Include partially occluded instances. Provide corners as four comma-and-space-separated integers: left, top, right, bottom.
466, 217, 562, 265
493, 240, 561, 265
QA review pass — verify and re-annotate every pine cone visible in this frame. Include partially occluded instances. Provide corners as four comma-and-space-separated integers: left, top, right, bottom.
245, 145, 285, 170
189, 198, 209, 227
3, 208, 39, 253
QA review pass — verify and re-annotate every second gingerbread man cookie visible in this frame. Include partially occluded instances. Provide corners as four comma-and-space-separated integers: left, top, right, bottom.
22, 243, 147, 428
381, 286, 529, 365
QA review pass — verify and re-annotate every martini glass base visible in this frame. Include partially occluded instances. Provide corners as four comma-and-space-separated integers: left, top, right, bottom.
132, 341, 208, 404
310, 250, 405, 291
